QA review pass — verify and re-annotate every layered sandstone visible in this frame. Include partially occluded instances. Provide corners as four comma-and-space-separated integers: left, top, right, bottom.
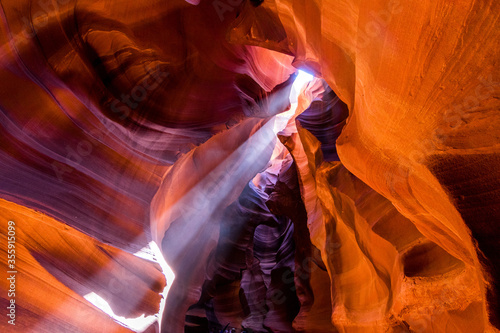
0, 0, 498, 332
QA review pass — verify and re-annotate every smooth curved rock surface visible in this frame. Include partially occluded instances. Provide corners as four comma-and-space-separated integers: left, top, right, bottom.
0, 0, 498, 332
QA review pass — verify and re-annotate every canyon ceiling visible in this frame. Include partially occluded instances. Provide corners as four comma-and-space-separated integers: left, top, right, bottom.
0, 0, 499, 332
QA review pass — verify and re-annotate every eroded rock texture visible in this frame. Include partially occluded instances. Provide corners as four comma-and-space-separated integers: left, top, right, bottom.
0, 0, 499, 332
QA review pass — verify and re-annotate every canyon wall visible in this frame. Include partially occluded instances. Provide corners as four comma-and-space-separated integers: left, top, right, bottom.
0, 0, 498, 332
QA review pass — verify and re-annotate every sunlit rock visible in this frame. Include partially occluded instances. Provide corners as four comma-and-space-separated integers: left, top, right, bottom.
0, 0, 498, 332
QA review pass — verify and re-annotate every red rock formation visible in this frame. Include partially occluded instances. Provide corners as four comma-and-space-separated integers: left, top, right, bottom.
0, 199, 164, 332
0, 0, 498, 332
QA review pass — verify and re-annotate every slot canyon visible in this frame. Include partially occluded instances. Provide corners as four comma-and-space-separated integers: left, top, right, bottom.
0, 0, 499, 332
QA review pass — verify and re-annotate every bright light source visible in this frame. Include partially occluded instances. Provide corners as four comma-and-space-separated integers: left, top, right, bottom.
84, 292, 157, 332
273, 69, 315, 133
294, 70, 315, 88
133, 245, 156, 262
289, 69, 315, 105
148, 241, 175, 330
148, 241, 175, 295
105, 241, 174, 332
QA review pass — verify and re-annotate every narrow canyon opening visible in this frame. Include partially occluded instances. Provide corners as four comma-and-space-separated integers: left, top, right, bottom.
0, 0, 498, 333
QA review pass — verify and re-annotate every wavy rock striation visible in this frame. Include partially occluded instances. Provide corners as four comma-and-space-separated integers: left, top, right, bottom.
0, 0, 498, 332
